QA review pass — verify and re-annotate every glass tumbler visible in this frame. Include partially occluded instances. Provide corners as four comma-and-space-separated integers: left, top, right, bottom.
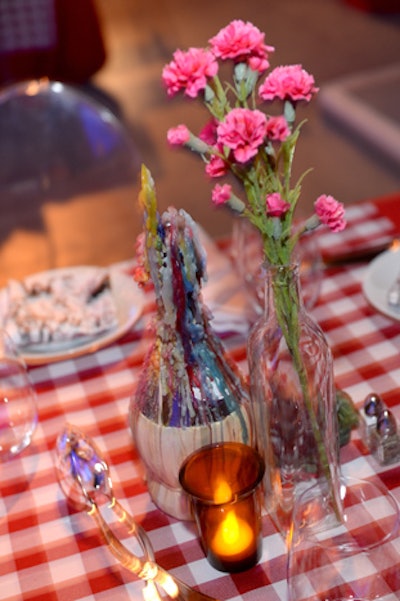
0, 331, 38, 460
179, 442, 265, 573
287, 476, 400, 601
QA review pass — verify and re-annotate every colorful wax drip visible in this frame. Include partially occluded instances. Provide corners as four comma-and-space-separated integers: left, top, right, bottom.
133, 166, 249, 436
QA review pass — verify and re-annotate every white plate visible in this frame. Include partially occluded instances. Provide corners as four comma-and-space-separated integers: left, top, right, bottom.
0, 265, 145, 365
363, 248, 400, 321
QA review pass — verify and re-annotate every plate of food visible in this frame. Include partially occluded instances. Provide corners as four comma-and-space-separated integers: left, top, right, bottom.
362, 247, 400, 321
0, 265, 145, 364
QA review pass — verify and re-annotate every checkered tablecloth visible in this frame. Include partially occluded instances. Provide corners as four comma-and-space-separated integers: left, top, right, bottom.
1, 195, 400, 601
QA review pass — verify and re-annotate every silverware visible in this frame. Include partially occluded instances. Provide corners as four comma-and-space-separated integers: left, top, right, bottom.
55, 424, 218, 601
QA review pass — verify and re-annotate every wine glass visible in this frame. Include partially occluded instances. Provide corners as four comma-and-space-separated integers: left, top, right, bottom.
0, 330, 38, 460
287, 476, 400, 601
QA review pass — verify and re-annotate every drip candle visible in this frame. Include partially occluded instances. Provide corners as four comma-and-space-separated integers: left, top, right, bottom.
179, 442, 265, 572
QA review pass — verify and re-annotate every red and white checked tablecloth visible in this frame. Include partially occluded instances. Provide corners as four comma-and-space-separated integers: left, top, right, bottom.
1, 194, 400, 601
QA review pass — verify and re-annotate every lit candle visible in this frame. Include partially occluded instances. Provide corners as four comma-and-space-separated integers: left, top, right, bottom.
211, 479, 254, 558
179, 442, 265, 573
211, 508, 254, 557
213, 479, 233, 504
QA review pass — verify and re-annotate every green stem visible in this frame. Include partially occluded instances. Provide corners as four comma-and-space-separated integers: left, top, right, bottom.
271, 267, 341, 517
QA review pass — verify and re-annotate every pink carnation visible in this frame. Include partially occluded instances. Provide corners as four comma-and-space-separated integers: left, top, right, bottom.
167, 125, 190, 146
259, 64, 319, 103
314, 195, 346, 232
212, 183, 232, 206
162, 47, 218, 98
265, 115, 291, 141
266, 192, 291, 217
199, 119, 218, 145
217, 108, 267, 163
205, 154, 228, 177
209, 19, 274, 73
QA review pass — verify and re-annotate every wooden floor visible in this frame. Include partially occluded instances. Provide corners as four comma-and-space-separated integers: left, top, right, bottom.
0, 0, 399, 285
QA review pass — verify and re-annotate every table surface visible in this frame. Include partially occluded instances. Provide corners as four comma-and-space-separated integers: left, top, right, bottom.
1, 193, 400, 601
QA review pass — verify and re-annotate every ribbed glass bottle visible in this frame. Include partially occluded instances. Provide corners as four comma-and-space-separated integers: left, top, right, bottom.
247, 263, 340, 537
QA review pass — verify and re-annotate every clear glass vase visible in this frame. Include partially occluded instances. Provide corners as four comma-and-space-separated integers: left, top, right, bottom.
247, 263, 340, 537
231, 220, 323, 324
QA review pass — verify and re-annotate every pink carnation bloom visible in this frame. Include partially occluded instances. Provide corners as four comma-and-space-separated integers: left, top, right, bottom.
199, 119, 219, 145
212, 183, 232, 206
209, 19, 275, 73
205, 154, 228, 177
265, 115, 291, 142
167, 125, 190, 145
266, 192, 291, 217
162, 47, 218, 98
314, 194, 346, 232
259, 64, 319, 103
217, 108, 267, 163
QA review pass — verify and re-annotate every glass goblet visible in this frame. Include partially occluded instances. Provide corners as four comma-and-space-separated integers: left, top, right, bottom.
287, 476, 400, 601
0, 331, 38, 460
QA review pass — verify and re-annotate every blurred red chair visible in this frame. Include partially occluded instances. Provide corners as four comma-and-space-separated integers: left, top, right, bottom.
0, 0, 106, 87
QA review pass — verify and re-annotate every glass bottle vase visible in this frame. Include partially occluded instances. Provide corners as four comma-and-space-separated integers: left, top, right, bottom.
129, 204, 252, 521
247, 263, 340, 537
231, 219, 323, 325
129, 321, 252, 521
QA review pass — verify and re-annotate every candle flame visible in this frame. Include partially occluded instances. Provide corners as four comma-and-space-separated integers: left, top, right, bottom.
212, 509, 254, 557
221, 510, 241, 544
213, 479, 233, 504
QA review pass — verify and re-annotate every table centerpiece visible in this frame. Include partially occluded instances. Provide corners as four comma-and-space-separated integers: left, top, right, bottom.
162, 19, 347, 535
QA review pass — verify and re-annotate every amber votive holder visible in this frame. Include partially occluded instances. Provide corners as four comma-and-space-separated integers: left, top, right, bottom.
179, 442, 265, 573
